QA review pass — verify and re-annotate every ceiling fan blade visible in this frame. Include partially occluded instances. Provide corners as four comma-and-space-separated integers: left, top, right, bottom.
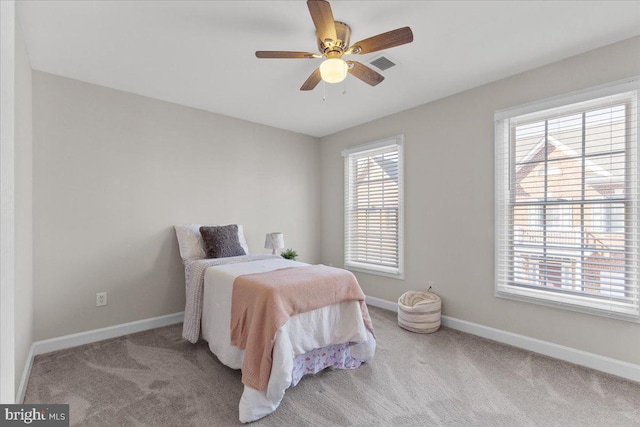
256, 51, 317, 59
300, 68, 322, 91
350, 27, 413, 55
347, 61, 385, 86
307, 0, 337, 43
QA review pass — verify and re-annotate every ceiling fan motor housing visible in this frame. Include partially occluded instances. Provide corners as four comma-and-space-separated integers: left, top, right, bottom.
318, 21, 351, 55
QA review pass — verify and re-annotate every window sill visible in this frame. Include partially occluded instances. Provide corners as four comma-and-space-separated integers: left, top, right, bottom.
496, 284, 640, 322
345, 262, 404, 280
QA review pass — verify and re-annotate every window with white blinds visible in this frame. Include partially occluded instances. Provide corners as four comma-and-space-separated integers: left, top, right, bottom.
495, 78, 639, 321
343, 136, 404, 278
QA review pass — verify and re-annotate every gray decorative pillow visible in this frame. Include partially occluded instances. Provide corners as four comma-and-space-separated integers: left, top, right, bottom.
199, 225, 246, 258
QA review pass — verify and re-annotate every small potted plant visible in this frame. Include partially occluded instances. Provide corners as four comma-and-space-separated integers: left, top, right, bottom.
280, 248, 298, 261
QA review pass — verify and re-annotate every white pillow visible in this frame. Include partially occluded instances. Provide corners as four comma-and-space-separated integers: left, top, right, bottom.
175, 224, 249, 260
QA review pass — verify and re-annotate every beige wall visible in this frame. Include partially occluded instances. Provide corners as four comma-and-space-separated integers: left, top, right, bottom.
320, 36, 640, 365
32, 72, 320, 341
14, 21, 33, 395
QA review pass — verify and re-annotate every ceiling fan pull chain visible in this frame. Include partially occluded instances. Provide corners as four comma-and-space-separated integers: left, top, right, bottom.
342, 79, 347, 95
323, 80, 326, 101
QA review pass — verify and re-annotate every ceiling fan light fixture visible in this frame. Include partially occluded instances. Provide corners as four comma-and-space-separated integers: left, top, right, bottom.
319, 57, 348, 83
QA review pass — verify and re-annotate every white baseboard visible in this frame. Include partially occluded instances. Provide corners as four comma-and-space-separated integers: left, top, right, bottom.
16, 311, 184, 403
365, 295, 399, 312
15, 344, 35, 404
16, 297, 640, 402
365, 296, 640, 383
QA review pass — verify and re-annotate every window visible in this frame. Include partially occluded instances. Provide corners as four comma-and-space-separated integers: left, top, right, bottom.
343, 135, 404, 278
547, 201, 573, 230
495, 78, 639, 320
592, 202, 625, 233
528, 204, 543, 228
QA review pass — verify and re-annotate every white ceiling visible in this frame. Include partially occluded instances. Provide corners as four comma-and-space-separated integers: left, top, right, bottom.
17, 1, 640, 137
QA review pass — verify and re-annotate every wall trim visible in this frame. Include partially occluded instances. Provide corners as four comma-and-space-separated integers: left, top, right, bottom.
15, 344, 34, 404
365, 295, 640, 383
365, 295, 399, 312
17, 311, 184, 403
16, 297, 640, 401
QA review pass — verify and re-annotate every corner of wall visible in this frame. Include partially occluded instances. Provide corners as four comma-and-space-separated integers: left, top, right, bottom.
13, 16, 34, 401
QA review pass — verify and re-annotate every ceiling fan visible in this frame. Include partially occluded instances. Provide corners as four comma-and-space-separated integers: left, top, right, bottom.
255, 0, 414, 91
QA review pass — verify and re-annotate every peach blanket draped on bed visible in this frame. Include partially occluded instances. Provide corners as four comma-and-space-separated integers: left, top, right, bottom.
230, 264, 374, 391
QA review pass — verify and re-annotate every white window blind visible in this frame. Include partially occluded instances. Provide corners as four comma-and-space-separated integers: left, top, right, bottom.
495, 78, 639, 321
343, 136, 404, 278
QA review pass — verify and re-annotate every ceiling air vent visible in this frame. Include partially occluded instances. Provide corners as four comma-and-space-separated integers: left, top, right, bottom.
369, 55, 396, 71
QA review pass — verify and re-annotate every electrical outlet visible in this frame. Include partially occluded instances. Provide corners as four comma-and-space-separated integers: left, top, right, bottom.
96, 292, 107, 307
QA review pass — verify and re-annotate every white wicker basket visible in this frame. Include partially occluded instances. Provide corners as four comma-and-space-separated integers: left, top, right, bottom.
398, 291, 441, 333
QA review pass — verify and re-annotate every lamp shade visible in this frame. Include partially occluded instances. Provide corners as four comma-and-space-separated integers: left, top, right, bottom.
319, 58, 348, 83
264, 232, 285, 252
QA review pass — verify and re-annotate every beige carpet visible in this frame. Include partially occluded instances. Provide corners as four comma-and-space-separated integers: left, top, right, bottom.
24, 307, 640, 426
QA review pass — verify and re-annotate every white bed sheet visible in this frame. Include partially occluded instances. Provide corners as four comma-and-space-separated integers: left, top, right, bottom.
200, 258, 376, 423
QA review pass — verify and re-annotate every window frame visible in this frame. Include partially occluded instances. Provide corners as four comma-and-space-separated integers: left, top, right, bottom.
342, 135, 405, 279
494, 77, 640, 322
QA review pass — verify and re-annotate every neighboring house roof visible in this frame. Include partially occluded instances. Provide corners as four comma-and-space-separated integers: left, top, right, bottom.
373, 157, 398, 183
515, 136, 620, 198
516, 136, 611, 177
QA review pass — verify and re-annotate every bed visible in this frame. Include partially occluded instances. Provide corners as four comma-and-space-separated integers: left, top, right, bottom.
175, 224, 376, 422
